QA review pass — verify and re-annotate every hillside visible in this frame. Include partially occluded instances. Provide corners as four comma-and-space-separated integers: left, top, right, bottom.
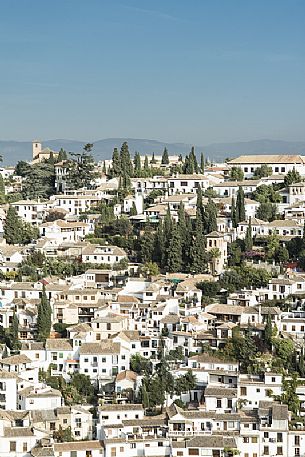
1, 138, 305, 166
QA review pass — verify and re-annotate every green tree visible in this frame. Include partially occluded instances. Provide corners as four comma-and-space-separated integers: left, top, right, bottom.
231, 196, 238, 228
236, 186, 245, 223
57, 148, 68, 162
151, 152, 157, 164
144, 156, 150, 173
274, 374, 300, 415
140, 226, 155, 263
22, 161, 56, 199
167, 223, 182, 272
264, 312, 273, 350
284, 167, 301, 187
141, 261, 159, 278
244, 218, 253, 251
203, 198, 217, 234
37, 286, 52, 342
256, 202, 278, 222
200, 153, 205, 174
130, 202, 137, 216
253, 164, 273, 178
130, 354, 152, 375
111, 147, 121, 176
161, 147, 169, 164
0, 175, 6, 204
133, 151, 141, 176
190, 216, 207, 274
229, 167, 244, 181
6, 312, 21, 351
53, 426, 74, 442
4, 206, 24, 244
67, 144, 97, 189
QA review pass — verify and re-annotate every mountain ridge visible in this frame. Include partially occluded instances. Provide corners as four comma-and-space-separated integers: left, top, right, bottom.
1, 138, 305, 166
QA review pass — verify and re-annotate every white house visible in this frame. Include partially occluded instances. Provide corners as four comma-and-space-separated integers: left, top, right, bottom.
227, 154, 305, 179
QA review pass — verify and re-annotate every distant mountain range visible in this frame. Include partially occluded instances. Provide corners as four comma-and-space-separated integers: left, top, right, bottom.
1, 137, 305, 166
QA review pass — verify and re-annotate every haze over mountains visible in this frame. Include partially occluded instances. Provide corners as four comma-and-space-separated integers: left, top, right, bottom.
1, 138, 305, 166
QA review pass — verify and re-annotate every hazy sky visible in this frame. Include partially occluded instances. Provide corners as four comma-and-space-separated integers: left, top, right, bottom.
0, 0, 304, 144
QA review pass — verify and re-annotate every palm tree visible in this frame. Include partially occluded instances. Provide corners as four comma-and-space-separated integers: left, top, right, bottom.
208, 247, 221, 275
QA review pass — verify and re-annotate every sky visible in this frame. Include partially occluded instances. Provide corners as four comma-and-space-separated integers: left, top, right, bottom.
0, 0, 304, 145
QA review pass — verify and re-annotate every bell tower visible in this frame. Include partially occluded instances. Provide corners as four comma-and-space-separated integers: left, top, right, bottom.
32, 140, 42, 160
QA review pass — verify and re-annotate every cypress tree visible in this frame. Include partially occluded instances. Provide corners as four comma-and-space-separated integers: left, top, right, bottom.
178, 202, 187, 270
190, 216, 207, 274
236, 186, 246, 223
151, 152, 157, 164
140, 227, 154, 262
37, 285, 52, 342
7, 312, 21, 351
133, 152, 141, 176
189, 147, 198, 173
167, 223, 182, 272
203, 198, 217, 234
163, 206, 173, 268
130, 202, 137, 216
120, 142, 133, 177
244, 217, 253, 251
178, 202, 186, 241
102, 161, 107, 175
0, 175, 6, 204
154, 220, 165, 266
200, 153, 205, 174
112, 148, 121, 176
231, 196, 237, 228
196, 186, 204, 220
161, 147, 169, 165
144, 156, 149, 172
57, 148, 68, 162
4, 206, 24, 245
264, 312, 273, 351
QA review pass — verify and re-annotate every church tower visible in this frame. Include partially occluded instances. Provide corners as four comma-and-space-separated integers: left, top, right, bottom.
32, 140, 42, 160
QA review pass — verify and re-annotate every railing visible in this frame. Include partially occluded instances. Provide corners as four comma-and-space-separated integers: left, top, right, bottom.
169, 430, 212, 436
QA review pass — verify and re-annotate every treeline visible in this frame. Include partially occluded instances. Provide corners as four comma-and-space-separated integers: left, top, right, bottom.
14, 143, 97, 200
108, 143, 206, 191
139, 187, 217, 273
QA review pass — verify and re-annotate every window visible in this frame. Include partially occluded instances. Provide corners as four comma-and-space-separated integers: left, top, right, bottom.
23, 443, 27, 452
75, 418, 81, 427
71, 452, 77, 457
107, 323, 111, 330
277, 447, 283, 455
252, 437, 258, 443
111, 448, 116, 457
264, 432, 269, 438
243, 437, 249, 443
177, 453, 183, 457
130, 443, 136, 449
263, 446, 269, 455
295, 448, 300, 456
50, 422, 56, 431
241, 387, 247, 395
277, 432, 283, 442
158, 442, 163, 447
256, 388, 260, 392
10, 442, 16, 452
120, 447, 124, 452
227, 399, 232, 408
271, 377, 276, 382
295, 436, 300, 445
63, 419, 68, 424
189, 450, 199, 456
